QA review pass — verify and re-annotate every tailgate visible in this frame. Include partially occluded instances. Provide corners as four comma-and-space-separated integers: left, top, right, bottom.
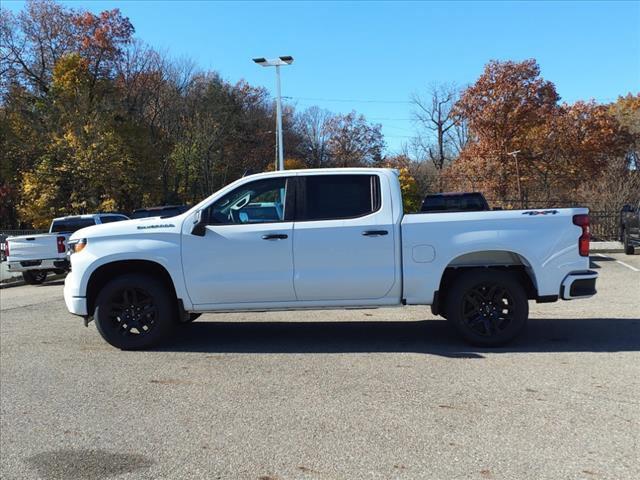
7, 234, 66, 261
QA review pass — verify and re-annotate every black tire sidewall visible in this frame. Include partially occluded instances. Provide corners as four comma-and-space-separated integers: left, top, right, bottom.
23, 270, 47, 285
94, 274, 175, 350
446, 270, 529, 347
624, 232, 634, 255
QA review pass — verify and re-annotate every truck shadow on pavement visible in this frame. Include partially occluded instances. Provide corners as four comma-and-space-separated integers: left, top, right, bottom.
162, 317, 640, 358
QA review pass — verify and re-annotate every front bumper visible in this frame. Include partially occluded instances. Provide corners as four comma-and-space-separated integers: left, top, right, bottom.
64, 273, 88, 316
561, 270, 598, 300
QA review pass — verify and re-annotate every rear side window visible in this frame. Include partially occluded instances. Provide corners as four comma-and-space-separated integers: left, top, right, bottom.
50, 218, 96, 233
99, 215, 128, 224
299, 174, 380, 221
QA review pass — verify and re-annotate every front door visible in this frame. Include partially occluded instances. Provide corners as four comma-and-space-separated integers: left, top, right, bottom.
182, 176, 296, 306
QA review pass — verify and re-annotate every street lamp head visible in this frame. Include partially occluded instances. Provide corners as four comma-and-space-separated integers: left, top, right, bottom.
252, 56, 293, 172
252, 56, 294, 67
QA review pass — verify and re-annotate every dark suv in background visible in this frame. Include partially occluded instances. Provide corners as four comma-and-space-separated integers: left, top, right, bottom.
620, 201, 640, 255
130, 205, 189, 219
421, 192, 490, 213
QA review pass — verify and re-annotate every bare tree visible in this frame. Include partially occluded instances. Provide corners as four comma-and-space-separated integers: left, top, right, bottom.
326, 111, 384, 167
411, 83, 463, 170
296, 106, 332, 167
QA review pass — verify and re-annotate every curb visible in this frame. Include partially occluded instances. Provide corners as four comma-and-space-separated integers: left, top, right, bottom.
0, 279, 25, 289
0, 273, 66, 289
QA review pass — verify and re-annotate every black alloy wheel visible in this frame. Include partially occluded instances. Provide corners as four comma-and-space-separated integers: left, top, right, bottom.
94, 274, 176, 350
446, 270, 528, 347
107, 286, 158, 336
461, 282, 515, 337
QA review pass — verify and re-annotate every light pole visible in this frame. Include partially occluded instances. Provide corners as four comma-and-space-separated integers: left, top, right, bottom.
508, 150, 522, 208
253, 56, 294, 171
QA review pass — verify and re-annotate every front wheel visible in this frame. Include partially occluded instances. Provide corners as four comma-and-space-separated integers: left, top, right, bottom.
445, 270, 528, 347
22, 270, 47, 285
94, 274, 176, 350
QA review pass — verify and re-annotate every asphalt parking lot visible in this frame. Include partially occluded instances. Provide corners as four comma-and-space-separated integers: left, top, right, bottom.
1, 254, 639, 480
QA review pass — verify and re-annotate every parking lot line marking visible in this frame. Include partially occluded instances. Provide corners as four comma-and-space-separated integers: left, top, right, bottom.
595, 253, 640, 272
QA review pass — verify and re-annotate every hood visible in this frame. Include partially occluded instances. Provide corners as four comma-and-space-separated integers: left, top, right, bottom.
69, 216, 185, 241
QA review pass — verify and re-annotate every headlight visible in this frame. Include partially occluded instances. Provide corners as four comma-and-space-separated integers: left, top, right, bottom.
68, 238, 87, 254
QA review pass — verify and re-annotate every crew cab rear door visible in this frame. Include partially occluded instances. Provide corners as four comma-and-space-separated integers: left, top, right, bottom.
292, 173, 397, 301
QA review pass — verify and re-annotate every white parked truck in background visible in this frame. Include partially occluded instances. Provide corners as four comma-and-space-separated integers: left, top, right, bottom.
64, 168, 597, 350
6, 214, 129, 284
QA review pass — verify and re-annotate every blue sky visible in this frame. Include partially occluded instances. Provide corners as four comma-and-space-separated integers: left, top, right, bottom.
4, 0, 640, 152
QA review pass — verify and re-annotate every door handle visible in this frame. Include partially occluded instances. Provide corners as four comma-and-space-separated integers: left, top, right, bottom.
362, 230, 388, 237
262, 234, 288, 240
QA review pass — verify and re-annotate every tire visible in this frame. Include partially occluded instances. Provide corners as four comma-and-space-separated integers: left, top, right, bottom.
623, 231, 635, 255
445, 270, 528, 347
22, 270, 47, 285
94, 274, 176, 350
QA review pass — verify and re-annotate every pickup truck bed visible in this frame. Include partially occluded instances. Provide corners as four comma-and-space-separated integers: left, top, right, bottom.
63, 168, 597, 350
7, 214, 129, 284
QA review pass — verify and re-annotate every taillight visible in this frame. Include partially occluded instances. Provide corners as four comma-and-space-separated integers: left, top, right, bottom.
56, 236, 66, 254
573, 214, 590, 257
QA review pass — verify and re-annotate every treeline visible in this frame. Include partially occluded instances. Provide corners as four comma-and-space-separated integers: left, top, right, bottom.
1, 1, 638, 229
405, 60, 639, 211
0, 0, 385, 227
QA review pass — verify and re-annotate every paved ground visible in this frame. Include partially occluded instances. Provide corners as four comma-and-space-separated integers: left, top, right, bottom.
1, 254, 639, 480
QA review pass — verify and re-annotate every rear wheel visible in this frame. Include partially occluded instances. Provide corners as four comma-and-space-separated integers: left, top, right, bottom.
94, 274, 176, 350
22, 270, 47, 285
445, 270, 528, 347
623, 230, 635, 255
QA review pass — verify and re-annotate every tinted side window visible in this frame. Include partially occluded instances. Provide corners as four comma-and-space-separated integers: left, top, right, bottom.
130, 211, 151, 219
206, 177, 288, 225
421, 194, 487, 212
300, 175, 380, 221
99, 215, 128, 224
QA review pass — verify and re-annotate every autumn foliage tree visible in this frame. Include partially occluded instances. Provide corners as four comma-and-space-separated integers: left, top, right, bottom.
445, 59, 636, 208
0, 0, 389, 228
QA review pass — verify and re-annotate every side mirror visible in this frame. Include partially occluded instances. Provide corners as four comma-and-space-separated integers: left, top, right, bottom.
191, 210, 207, 237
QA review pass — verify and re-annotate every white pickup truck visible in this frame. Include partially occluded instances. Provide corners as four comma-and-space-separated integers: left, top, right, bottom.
64, 168, 597, 350
6, 214, 129, 284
